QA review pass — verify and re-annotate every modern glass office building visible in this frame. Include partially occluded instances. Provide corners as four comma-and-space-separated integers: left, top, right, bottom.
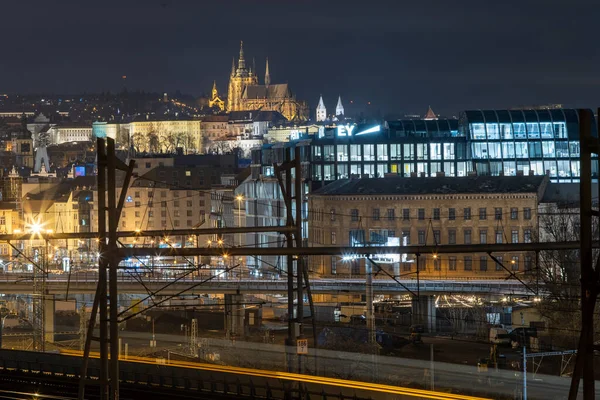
251, 108, 596, 186
242, 108, 596, 275
461, 109, 596, 182
308, 119, 470, 189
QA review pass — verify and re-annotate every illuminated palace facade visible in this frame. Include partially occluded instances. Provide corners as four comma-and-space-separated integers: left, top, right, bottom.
239, 108, 596, 277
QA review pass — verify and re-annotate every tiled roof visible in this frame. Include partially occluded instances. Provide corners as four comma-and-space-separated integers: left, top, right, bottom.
311, 175, 548, 196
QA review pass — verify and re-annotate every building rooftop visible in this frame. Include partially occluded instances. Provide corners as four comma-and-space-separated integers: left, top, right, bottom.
310, 175, 548, 197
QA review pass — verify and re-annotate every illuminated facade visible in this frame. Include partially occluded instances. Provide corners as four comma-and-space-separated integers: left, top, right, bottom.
460, 109, 593, 182
92, 117, 202, 153
226, 42, 308, 121
208, 81, 225, 112
308, 175, 545, 278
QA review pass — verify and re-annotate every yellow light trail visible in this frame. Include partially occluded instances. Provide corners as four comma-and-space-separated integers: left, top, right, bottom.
61, 349, 490, 400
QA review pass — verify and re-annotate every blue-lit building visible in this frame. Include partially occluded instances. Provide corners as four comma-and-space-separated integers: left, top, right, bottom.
240, 108, 596, 276
252, 109, 596, 186
461, 109, 595, 181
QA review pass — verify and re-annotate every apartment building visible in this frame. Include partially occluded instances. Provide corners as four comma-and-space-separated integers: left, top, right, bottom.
307, 175, 548, 278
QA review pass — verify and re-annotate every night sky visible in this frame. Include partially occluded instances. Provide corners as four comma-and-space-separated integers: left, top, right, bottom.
1, 0, 599, 116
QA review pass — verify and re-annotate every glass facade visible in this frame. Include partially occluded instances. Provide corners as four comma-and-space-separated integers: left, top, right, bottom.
298, 109, 596, 186
306, 120, 471, 188
461, 109, 597, 182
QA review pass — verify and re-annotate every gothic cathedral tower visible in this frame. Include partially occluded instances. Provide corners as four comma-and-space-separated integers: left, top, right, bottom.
227, 41, 258, 112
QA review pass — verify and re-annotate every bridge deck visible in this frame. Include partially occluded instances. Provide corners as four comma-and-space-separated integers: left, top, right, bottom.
0, 273, 533, 295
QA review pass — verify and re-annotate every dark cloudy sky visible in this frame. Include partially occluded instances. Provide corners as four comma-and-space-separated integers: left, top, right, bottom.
1, 0, 599, 116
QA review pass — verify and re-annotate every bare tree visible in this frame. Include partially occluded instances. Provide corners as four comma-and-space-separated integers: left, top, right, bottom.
536, 202, 600, 349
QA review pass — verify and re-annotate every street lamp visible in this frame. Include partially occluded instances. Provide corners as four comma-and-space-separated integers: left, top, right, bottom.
236, 195, 244, 248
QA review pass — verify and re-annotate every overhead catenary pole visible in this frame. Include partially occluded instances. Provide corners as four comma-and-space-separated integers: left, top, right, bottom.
284, 148, 295, 372
294, 147, 303, 347
79, 137, 108, 400
568, 109, 600, 400
107, 138, 120, 400
78, 138, 135, 400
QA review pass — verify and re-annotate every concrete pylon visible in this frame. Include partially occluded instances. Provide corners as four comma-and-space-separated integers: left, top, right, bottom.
44, 295, 55, 343
411, 295, 437, 333
224, 294, 244, 337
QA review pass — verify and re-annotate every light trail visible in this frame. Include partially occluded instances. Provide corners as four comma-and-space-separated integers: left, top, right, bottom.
59, 349, 491, 400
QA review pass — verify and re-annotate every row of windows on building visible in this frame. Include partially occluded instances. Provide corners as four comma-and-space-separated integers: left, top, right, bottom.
123, 209, 204, 219
129, 199, 206, 208
122, 219, 200, 229
312, 143, 464, 162
312, 227, 533, 246
311, 207, 533, 222
328, 254, 533, 274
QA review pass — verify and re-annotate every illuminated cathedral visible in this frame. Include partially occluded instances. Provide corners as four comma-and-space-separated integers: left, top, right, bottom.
226, 42, 308, 121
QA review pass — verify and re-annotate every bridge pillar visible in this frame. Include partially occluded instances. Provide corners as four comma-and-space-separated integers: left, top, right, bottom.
44, 295, 55, 343
224, 294, 244, 338
411, 295, 436, 333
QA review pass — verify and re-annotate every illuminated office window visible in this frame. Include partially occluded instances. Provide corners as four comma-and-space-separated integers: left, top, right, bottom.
488, 143, 501, 159
470, 123, 486, 139
443, 143, 455, 159
515, 142, 528, 158
444, 162, 455, 176
500, 123, 513, 139
336, 145, 348, 161
376, 164, 388, 178
390, 144, 401, 161
569, 142, 580, 157
324, 145, 335, 161
542, 141, 555, 158
403, 144, 414, 160
554, 122, 567, 138
337, 164, 348, 179
544, 161, 557, 177
350, 145, 361, 161
486, 123, 500, 139
416, 144, 428, 160
403, 163, 415, 176
376, 144, 388, 161
514, 123, 527, 139
540, 122, 553, 138
526, 123, 540, 139
502, 142, 515, 158
472, 143, 488, 159
430, 143, 442, 160
324, 164, 334, 180
556, 141, 569, 157
503, 161, 516, 176
363, 145, 375, 161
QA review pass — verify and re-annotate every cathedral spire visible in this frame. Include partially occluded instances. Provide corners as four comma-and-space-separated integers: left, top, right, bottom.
238, 40, 246, 70
316, 95, 326, 122
265, 57, 271, 86
335, 95, 344, 117
212, 80, 218, 97
231, 57, 236, 76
